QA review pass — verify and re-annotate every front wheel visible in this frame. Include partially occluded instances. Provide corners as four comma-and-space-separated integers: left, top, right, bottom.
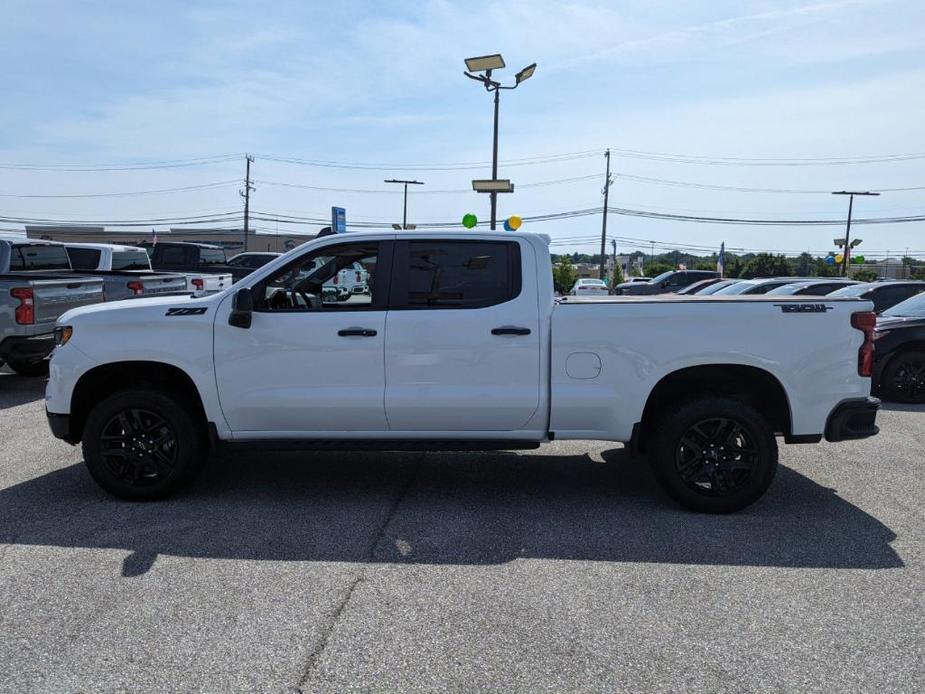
649, 397, 778, 513
880, 350, 925, 403
82, 389, 206, 500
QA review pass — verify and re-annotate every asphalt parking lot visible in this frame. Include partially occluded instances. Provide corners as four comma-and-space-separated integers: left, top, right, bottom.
1, 368, 922, 693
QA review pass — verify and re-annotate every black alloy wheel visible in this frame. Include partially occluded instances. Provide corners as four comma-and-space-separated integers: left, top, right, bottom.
99, 408, 178, 486
675, 417, 758, 496
883, 351, 925, 403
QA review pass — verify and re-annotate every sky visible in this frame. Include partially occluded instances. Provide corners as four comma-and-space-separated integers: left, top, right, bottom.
1, 0, 924, 257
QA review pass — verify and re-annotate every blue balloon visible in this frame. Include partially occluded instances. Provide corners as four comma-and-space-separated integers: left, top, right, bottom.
825, 255, 835, 265
503, 219, 513, 231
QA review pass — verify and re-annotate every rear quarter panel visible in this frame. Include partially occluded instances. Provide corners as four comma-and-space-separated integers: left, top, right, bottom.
550, 296, 874, 440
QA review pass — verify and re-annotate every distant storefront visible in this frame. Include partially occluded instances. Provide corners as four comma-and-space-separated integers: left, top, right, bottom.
24, 226, 318, 254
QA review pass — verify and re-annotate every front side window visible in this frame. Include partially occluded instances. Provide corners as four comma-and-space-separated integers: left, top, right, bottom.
399, 240, 520, 309
256, 242, 378, 312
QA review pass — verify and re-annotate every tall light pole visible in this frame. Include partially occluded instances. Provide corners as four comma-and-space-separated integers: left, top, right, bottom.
384, 179, 424, 229
464, 54, 536, 229
832, 190, 880, 276
599, 149, 613, 281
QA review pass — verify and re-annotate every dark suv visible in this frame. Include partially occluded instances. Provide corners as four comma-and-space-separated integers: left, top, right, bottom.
614, 270, 719, 296
828, 281, 925, 314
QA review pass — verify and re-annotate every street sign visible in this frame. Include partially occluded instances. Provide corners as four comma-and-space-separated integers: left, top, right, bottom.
331, 206, 347, 233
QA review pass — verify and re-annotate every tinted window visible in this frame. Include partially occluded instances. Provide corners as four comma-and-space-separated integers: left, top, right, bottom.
870, 286, 918, 313
66, 247, 102, 270
698, 280, 738, 295
9, 243, 71, 271
829, 283, 875, 298
883, 292, 925, 317
401, 241, 519, 309
257, 242, 378, 311
157, 247, 188, 267
111, 251, 151, 270
199, 248, 226, 265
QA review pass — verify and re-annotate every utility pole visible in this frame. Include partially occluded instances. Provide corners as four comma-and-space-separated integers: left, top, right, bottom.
240, 154, 255, 252
832, 190, 879, 277
598, 149, 612, 281
384, 179, 424, 229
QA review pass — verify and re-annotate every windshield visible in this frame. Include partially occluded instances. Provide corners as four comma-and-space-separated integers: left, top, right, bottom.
883, 292, 925, 318
580, 279, 605, 285
111, 251, 151, 270
200, 248, 227, 265
829, 283, 875, 297
649, 270, 674, 284
713, 281, 759, 295
698, 280, 738, 295
766, 283, 810, 296
9, 243, 71, 271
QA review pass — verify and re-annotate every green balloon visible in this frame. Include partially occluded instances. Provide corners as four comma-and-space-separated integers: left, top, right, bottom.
462, 213, 478, 229
853, 255, 865, 264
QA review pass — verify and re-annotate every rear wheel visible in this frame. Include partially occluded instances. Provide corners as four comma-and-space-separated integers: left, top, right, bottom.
649, 397, 778, 513
82, 389, 206, 500
7, 359, 49, 377
880, 350, 925, 403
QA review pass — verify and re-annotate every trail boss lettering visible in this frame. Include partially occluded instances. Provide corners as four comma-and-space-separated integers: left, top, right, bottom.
774, 303, 834, 313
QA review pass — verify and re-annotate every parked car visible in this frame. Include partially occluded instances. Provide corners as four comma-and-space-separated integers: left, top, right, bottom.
570, 278, 610, 296
142, 241, 234, 295
675, 277, 728, 295
871, 292, 925, 403
614, 270, 719, 295
64, 243, 189, 301
48, 231, 879, 514
828, 281, 925, 314
765, 279, 859, 297
712, 278, 815, 295
0, 236, 103, 375
691, 279, 742, 295
227, 252, 281, 272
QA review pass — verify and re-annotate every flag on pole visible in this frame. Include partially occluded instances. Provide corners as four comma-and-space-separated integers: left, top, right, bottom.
717, 242, 725, 278
152, 228, 158, 245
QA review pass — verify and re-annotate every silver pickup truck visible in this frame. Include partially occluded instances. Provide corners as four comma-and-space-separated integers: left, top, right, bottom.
64, 243, 189, 301
0, 236, 104, 375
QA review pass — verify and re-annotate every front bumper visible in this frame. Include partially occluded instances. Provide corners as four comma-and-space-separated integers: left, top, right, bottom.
0, 333, 55, 363
46, 410, 77, 444
824, 396, 880, 442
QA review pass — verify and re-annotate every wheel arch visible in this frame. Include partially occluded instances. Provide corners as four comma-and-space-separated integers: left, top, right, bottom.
69, 361, 208, 444
634, 364, 793, 454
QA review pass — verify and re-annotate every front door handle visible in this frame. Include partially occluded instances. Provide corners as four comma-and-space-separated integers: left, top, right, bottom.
491, 326, 531, 336
338, 328, 378, 337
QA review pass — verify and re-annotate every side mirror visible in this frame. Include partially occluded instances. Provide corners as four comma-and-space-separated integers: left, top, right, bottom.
229, 287, 253, 329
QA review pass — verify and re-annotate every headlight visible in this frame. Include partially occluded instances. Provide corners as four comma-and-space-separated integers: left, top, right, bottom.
54, 326, 73, 347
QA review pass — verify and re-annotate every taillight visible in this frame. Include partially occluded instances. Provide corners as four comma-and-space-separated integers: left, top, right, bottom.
127, 281, 144, 296
10, 288, 35, 325
851, 311, 876, 377
191, 278, 204, 291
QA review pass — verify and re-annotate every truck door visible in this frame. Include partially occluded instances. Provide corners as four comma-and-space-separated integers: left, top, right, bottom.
384, 238, 541, 431
213, 240, 389, 434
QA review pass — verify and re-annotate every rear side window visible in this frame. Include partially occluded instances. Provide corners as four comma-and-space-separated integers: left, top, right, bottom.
10, 243, 71, 271
66, 247, 102, 270
397, 240, 521, 309
200, 248, 227, 265
111, 251, 151, 270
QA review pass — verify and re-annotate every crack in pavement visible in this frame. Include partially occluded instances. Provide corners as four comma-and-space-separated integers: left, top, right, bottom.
294, 456, 422, 692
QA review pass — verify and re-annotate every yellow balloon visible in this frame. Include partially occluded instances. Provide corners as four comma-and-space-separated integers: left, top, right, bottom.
508, 215, 522, 230
835, 254, 844, 264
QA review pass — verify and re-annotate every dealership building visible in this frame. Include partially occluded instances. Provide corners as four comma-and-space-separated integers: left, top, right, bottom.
24, 226, 318, 254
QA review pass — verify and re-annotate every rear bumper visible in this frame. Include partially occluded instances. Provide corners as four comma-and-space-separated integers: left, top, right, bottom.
824, 396, 880, 442
0, 333, 55, 363
46, 410, 77, 444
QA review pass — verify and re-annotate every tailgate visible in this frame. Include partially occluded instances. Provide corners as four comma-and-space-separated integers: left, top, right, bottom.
31, 277, 104, 325
140, 274, 190, 296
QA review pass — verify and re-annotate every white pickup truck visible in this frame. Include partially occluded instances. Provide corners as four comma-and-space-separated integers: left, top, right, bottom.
45, 231, 880, 513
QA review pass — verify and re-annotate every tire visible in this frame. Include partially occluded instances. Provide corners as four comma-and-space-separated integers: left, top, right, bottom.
880, 350, 925, 403
649, 397, 778, 514
82, 389, 206, 501
7, 359, 49, 377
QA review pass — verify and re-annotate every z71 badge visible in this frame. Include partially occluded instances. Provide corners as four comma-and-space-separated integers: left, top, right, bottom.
773, 303, 833, 313
165, 307, 208, 316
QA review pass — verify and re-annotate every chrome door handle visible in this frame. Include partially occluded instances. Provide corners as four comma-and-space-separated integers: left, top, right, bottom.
491, 326, 531, 336
338, 328, 377, 337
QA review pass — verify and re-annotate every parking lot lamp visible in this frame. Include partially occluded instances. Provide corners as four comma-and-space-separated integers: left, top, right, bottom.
832, 191, 880, 276
384, 179, 424, 230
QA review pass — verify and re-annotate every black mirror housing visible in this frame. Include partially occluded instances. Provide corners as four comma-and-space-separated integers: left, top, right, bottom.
229, 288, 253, 329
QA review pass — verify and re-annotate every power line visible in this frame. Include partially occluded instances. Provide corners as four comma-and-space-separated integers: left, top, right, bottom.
607, 147, 925, 166
0, 180, 239, 198
0, 154, 241, 172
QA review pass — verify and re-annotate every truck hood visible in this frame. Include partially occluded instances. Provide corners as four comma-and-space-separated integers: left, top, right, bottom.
58, 293, 215, 324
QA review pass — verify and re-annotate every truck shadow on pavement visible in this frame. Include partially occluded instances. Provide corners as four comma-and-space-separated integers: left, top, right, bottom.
0, 448, 902, 576
0, 371, 46, 411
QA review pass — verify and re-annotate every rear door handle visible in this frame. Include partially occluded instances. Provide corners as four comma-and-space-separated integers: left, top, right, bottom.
491, 326, 531, 336
338, 328, 378, 337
